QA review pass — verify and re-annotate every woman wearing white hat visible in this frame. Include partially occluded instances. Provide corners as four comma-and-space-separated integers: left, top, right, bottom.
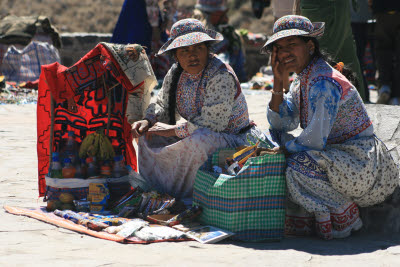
131, 19, 266, 204
263, 15, 399, 240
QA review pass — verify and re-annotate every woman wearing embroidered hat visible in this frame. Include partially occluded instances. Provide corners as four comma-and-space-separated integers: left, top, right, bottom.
263, 15, 399, 240
131, 19, 266, 203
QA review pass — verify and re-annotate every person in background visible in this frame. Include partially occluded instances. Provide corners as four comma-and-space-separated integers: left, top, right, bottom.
271, 0, 296, 21
293, 0, 368, 101
250, 0, 271, 19
271, 0, 296, 92
193, 0, 248, 82
262, 15, 398, 240
350, 0, 374, 103
163, 0, 179, 34
131, 19, 266, 204
110, 0, 174, 80
370, 0, 400, 105
251, 0, 296, 94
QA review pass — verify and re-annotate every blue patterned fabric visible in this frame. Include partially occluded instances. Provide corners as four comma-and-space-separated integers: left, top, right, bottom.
287, 152, 328, 181
1, 41, 60, 83
267, 57, 373, 153
267, 57, 398, 238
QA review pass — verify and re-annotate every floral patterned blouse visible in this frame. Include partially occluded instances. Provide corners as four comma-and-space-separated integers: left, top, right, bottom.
145, 55, 250, 138
267, 57, 374, 153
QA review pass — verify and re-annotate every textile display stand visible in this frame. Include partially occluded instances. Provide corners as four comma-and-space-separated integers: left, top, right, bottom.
4, 42, 199, 244
36, 42, 157, 197
3, 42, 195, 244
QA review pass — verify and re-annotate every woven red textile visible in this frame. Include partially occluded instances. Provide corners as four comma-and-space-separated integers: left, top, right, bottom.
37, 43, 140, 197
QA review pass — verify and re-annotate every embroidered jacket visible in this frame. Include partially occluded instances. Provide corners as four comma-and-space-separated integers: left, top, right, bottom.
145, 55, 250, 138
267, 57, 373, 153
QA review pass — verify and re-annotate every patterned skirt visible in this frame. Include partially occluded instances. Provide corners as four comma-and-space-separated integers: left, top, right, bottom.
284, 135, 399, 239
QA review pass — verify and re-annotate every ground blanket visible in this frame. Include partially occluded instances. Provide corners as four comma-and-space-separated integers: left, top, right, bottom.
4, 205, 190, 244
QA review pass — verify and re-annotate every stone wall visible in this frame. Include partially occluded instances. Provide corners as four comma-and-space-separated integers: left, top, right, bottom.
359, 104, 400, 234
361, 187, 400, 234
59, 33, 113, 67
59, 32, 268, 79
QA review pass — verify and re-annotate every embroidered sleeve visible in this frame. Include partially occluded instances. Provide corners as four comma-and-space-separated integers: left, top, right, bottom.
285, 79, 341, 153
175, 122, 190, 138
144, 68, 173, 124
267, 89, 300, 132
182, 71, 237, 137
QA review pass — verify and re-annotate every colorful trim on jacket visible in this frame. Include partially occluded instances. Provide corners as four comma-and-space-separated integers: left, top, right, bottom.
294, 57, 372, 144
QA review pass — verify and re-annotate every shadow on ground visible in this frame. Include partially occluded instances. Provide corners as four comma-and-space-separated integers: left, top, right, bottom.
224, 231, 400, 255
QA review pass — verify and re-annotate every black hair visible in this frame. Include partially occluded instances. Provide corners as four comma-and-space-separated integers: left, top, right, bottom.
168, 63, 183, 125
298, 36, 359, 87
166, 42, 212, 125
297, 36, 324, 62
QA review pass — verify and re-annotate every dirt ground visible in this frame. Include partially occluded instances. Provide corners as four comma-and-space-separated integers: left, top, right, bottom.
1, 0, 274, 34
2, 90, 400, 267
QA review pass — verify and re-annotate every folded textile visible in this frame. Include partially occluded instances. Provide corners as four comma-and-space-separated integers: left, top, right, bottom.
134, 225, 186, 241
1, 41, 60, 83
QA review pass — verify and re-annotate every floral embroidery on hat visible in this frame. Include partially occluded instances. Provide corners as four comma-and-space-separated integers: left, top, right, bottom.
260, 15, 325, 54
158, 19, 223, 55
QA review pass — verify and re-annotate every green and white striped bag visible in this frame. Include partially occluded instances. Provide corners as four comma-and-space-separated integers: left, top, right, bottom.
193, 148, 286, 242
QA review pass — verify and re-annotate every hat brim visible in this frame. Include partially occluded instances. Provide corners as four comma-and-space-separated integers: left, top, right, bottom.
260, 22, 325, 54
157, 30, 224, 55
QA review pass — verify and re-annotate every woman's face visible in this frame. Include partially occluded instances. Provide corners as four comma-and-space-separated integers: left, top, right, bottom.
273, 36, 315, 74
175, 43, 209, 75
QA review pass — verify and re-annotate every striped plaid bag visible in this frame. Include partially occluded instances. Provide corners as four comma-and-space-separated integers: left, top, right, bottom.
193, 148, 286, 242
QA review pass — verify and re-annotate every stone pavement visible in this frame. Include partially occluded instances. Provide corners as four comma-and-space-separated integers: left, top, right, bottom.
1, 90, 400, 267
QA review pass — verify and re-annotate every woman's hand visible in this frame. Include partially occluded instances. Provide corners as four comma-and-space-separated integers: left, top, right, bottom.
146, 122, 177, 138
269, 46, 286, 112
273, 146, 290, 157
271, 46, 286, 86
259, 146, 290, 157
131, 120, 150, 138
